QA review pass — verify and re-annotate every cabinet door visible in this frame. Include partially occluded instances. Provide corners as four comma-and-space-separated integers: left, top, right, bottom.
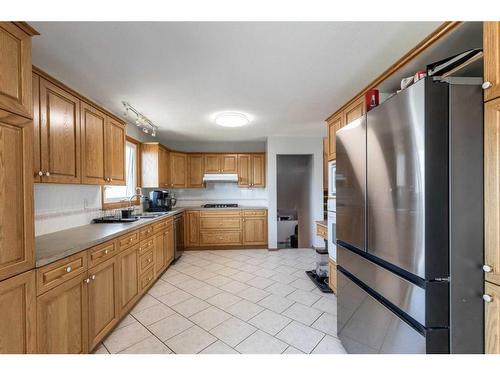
175, 215, 184, 251
159, 146, 170, 188
0, 23, 32, 119
251, 154, 266, 188
37, 272, 89, 354
221, 154, 238, 173
33, 73, 41, 182
185, 211, 200, 247
344, 97, 365, 125
485, 281, 500, 353
170, 152, 187, 188
188, 154, 204, 187
485, 98, 500, 286
0, 270, 36, 353
327, 114, 342, 161
165, 225, 174, 265
484, 22, 500, 102
39, 78, 81, 183
0, 115, 34, 281
81, 102, 106, 184
242, 216, 267, 245
204, 154, 221, 173
105, 117, 126, 185
154, 232, 165, 275
88, 256, 119, 351
118, 244, 139, 315
238, 154, 251, 187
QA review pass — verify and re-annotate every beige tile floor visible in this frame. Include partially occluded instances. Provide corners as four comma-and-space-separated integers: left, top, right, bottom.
93, 248, 346, 354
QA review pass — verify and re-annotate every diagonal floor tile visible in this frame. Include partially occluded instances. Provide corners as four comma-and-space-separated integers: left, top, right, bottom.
276, 321, 325, 353
258, 293, 294, 313
219, 280, 249, 294
235, 330, 288, 354
165, 325, 217, 354
157, 289, 192, 306
171, 297, 210, 317
248, 309, 292, 335
118, 336, 172, 354
282, 303, 322, 325
190, 306, 232, 330
130, 294, 160, 314
238, 286, 270, 303
206, 292, 242, 309
287, 289, 321, 306
265, 282, 296, 297
103, 322, 152, 354
225, 299, 264, 321
311, 335, 346, 354
148, 313, 194, 341
312, 312, 337, 336
210, 317, 257, 347
133, 303, 176, 326
200, 340, 238, 354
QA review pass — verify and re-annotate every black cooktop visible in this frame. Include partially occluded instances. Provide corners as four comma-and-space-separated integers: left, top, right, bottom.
202, 203, 238, 208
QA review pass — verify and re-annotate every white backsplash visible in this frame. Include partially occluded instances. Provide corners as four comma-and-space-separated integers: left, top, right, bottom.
35, 184, 103, 236
171, 182, 268, 208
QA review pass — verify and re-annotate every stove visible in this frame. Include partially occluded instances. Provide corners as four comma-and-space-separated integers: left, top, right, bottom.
202, 203, 238, 208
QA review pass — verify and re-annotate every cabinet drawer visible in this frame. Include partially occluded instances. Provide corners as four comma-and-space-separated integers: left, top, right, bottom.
317, 225, 327, 239
200, 217, 241, 230
200, 210, 241, 218
139, 238, 155, 254
200, 231, 242, 246
243, 209, 267, 217
139, 249, 154, 274
36, 252, 87, 295
139, 267, 155, 293
152, 220, 167, 233
88, 240, 116, 268
139, 225, 154, 240
118, 231, 139, 250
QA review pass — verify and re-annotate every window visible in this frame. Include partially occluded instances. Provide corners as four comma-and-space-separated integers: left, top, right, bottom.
102, 138, 140, 208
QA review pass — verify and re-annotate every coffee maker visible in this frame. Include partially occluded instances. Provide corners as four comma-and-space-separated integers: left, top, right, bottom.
148, 190, 176, 212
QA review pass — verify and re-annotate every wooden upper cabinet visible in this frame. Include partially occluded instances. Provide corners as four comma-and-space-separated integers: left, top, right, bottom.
327, 114, 341, 161
344, 97, 365, 125
81, 102, 106, 184
39, 78, 81, 183
0, 115, 34, 281
204, 154, 221, 173
485, 281, 500, 354
221, 154, 238, 173
36, 272, 89, 354
141, 143, 169, 188
484, 22, 500, 102
0, 23, 33, 119
170, 152, 187, 188
251, 154, 265, 188
105, 117, 126, 186
485, 97, 500, 286
238, 154, 251, 187
0, 270, 36, 353
188, 154, 204, 188
87, 256, 119, 351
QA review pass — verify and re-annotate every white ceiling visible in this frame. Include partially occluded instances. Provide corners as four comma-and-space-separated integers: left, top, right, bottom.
31, 22, 441, 143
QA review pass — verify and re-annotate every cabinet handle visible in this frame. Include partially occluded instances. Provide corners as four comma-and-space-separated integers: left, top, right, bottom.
482, 81, 492, 90
483, 294, 493, 303
66, 266, 72, 273
483, 265, 493, 273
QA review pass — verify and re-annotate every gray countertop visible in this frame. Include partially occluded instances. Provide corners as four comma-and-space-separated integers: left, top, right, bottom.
35, 206, 268, 267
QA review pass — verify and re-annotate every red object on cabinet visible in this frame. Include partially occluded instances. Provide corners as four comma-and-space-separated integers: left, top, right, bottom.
365, 89, 379, 111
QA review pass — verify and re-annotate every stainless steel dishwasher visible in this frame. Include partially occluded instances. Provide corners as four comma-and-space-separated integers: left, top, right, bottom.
173, 212, 184, 260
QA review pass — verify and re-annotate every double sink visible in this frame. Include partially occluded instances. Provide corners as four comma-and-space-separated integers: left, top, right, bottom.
93, 212, 169, 224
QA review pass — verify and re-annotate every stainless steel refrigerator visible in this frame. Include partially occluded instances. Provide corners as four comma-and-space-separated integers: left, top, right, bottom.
336, 77, 484, 354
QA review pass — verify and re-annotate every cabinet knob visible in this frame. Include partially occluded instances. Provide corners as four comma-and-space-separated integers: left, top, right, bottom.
66, 266, 72, 273
109, 178, 113, 182
483, 294, 493, 303
84, 278, 91, 284
104, 249, 109, 255
45, 171, 51, 177
37, 171, 43, 177
482, 81, 492, 90
148, 258, 152, 263
483, 265, 493, 273
91, 275, 96, 280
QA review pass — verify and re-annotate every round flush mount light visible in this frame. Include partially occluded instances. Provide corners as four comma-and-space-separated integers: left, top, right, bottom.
214, 112, 250, 127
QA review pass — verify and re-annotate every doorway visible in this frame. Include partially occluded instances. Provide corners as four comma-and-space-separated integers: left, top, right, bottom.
277, 155, 313, 248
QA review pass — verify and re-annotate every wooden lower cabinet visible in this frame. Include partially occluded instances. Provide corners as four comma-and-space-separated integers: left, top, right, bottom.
36, 272, 89, 354
0, 270, 36, 353
485, 281, 500, 353
242, 216, 267, 245
165, 225, 175, 265
154, 232, 165, 275
118, 244, 139, 315
87, 256, 119, 351
329, 259, 337, 295
185, 211, 200, 247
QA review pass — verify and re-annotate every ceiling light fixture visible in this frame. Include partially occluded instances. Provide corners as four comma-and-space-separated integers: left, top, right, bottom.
214, 112, 250, 127
122, 101, 159, 137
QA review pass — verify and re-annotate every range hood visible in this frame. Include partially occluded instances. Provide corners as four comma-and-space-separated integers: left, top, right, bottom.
202, 173, 239, 183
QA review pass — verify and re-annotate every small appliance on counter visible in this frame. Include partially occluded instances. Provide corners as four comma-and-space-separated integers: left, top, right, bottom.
148, 190, 176, 212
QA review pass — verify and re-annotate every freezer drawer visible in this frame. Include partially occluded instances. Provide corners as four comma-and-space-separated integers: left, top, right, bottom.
337, 245, 448, 327
337, 268, 449, 354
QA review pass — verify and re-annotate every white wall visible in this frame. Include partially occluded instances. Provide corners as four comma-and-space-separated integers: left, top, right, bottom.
267, 136, 324, 249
